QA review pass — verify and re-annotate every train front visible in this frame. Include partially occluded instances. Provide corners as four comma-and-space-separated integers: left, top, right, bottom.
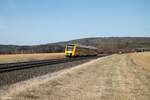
65, 44, 76, 57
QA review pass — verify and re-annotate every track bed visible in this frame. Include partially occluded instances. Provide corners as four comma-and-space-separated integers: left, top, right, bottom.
0, 57, 97, 87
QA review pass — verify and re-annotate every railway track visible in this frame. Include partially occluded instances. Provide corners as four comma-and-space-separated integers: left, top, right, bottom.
0, 57, 97, 73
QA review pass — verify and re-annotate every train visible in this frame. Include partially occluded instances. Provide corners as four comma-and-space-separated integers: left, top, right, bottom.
65, 44, 98, 57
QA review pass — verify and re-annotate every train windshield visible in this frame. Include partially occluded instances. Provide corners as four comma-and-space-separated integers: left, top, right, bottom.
67, 45, 74, 51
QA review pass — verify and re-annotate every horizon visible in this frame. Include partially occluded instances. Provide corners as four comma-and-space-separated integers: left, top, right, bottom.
0, 36, 150, 46
0, 0, 150, 45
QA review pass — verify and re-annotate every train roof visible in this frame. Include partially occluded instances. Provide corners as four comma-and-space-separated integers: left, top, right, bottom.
77, 45, 97, 50
66, 44, 97, 50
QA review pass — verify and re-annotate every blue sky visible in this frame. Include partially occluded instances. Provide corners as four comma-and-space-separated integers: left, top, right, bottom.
0, 0, 150, 45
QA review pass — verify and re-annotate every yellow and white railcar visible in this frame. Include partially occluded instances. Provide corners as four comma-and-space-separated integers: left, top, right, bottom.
65, 44, 98, 57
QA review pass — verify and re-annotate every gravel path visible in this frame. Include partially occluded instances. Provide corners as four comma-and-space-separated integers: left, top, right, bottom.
0, 53, 150, 100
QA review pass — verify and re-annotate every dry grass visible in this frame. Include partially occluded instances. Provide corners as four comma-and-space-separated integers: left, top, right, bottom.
0, 52, 150, 100
0, 53, 65, 64
130, 52, 150, 71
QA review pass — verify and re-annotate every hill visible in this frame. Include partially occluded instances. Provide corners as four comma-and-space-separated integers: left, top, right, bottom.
0, 37, 150, 54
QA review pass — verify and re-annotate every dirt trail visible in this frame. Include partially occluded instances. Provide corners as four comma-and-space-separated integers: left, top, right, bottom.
0, 53, 150, 100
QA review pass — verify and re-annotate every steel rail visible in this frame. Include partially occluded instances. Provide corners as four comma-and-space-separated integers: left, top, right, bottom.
0, 57, 96, 73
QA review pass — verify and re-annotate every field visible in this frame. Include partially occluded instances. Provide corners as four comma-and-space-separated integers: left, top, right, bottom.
0, 52, 150, 100
130, 52, 150, 71
0, 53, 65, 64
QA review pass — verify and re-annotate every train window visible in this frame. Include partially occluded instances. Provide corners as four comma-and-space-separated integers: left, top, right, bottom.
67, 46, 73, 51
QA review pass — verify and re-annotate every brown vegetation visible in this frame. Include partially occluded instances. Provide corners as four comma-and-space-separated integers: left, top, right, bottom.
0, 53, 65, 64
130, 52, 150, 71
